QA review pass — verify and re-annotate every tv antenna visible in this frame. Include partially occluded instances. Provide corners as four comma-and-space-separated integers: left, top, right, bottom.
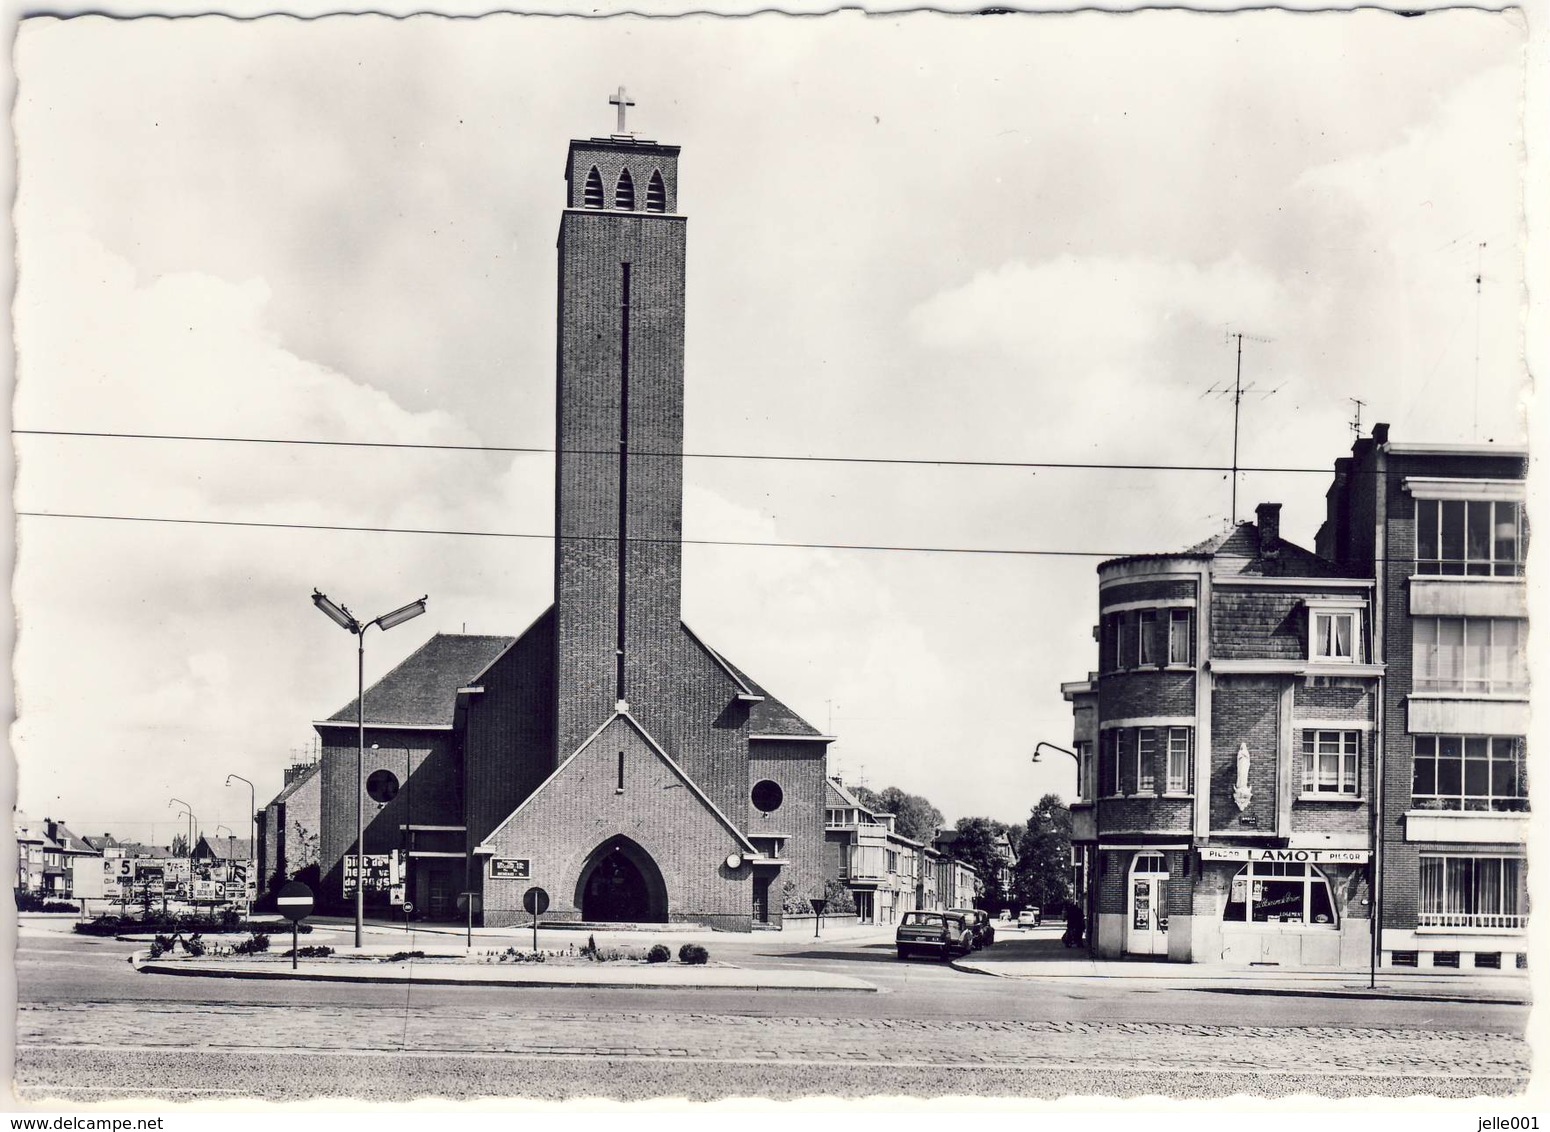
1201, 329, 1278, 524
1349, 398, 1366, 439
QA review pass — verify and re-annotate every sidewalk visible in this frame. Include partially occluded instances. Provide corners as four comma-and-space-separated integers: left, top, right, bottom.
955, 929, 1530, 1004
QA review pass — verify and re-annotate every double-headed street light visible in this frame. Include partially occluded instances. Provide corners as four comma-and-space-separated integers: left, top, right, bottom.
312, 589, 428, 949
225, 773, 255, 919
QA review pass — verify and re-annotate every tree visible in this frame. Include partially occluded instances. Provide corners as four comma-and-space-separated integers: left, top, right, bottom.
1014, 793, 1073, 913
848, 784, 945, 844
171, 834, 190, 857
948, 816, 1014, 912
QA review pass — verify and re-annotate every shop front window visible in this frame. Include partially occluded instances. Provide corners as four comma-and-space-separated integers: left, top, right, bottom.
1222, 862, 1338, 927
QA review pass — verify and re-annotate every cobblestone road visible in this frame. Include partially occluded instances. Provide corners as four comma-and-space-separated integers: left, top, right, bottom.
16, 1000, 1529, 1101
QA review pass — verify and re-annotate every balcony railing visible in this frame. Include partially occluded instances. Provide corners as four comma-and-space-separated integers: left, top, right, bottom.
1417, 911, 1527, 931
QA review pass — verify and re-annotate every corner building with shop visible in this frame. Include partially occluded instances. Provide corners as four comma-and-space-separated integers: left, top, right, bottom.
1063, 424, 1527, 970
278, 112, 834, 931
1065, 503, 1379, 966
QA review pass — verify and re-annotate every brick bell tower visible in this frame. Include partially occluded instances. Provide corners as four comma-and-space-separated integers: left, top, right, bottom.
554, 88, 687, 758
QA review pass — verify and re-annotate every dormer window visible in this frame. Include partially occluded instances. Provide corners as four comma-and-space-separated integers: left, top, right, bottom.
615, 168, 636, 210
646, 170, 667, 212
583, 166, 604, 209
1305, 598, 1364, 663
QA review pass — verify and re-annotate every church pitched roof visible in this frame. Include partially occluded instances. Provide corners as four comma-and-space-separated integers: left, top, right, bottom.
679, 623, 824, 737
325, 633, 517, 727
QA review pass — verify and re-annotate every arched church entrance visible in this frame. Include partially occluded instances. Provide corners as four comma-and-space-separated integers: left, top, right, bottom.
576, 837, 668, 923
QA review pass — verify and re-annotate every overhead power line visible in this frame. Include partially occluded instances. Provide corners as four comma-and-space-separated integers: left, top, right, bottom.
15, 509, 1140, 559
11, 427, 1341, 476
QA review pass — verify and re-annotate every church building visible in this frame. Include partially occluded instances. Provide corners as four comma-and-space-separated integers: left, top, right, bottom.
279, 94, 834, 931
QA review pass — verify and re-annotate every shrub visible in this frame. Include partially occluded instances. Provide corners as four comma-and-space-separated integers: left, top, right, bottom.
383, 950, 425, 963
183, 934, 206, 958
232, 932, 270, 956
74, 913, 308, 937
146, 942, 165, 959
284, 945, 333, 959
819, 879, 856, 915
646, 944, 671, 964
15, 891, 79, 914
677, 943, 709, 965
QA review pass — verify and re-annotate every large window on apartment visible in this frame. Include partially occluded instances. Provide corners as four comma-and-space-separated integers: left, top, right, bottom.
1165, 728, 1191, 793
1137, 611, 1158, 666
1412, 736, 1528, 812
1101, 727, 1193, 796
1135, 728, 1158, 793
1418, 855, 1526, 930
1168, 609, 1193, 666
1300, 730, 1361, 797
1222, 862, 1338, 927
1415, 498, 1526, 577
1412, 617, 1526, 695
1077, 740, 1095, 802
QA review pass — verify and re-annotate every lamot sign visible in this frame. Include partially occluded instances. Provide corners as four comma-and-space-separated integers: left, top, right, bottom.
1199, 846, 1370, 864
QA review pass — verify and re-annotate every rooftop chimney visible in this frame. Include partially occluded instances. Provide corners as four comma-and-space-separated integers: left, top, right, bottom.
1255, 502, 1282, 558
1372, 422, 1390, 446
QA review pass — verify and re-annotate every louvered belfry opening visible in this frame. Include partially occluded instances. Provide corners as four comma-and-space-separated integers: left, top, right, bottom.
645, 170, 666, 212
583, 166, 605, 209
615, 168, 636, 210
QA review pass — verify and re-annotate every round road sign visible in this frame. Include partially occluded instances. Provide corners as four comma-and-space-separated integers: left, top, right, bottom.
522, 886, 550, 916
276, 880, 314, 923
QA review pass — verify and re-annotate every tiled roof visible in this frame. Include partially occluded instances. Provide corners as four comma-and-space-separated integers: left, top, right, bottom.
195, 836, 252, 861
326, 633, 517, 727
51, 824, 100, 856
1137, 522, 1342, 578
711, 652, 823, 737
264, 762, 320, 809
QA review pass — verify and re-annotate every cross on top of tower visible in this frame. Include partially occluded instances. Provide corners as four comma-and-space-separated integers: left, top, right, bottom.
609, 85, 636, 135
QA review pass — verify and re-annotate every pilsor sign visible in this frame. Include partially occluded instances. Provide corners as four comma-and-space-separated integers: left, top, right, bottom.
1199, 846, 1369, 864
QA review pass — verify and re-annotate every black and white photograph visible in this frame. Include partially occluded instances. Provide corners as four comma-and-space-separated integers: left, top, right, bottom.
7, 4, 1541, 1111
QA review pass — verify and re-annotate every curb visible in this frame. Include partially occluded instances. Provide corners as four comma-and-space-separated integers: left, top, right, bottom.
951, 961, 1528, 1005
131, 954, 878, 993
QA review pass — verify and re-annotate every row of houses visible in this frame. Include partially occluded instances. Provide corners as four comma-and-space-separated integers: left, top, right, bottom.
822, 778, 1004, 924
1059, 426, 1527, 974
14, 816, 255, 906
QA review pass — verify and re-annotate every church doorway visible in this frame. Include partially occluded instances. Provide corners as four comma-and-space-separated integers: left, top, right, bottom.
576, 837, 668, 923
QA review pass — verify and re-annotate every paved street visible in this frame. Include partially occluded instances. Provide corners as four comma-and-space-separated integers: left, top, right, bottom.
13, 916, 1531, 1103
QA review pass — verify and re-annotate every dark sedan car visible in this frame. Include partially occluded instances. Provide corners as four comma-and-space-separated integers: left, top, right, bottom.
895, 910, 975, 960
949, 907, 995, 949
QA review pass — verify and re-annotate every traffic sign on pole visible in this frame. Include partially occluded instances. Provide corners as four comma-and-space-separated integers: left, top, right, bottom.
276, 880, 314, 969
523, 886, 549, 952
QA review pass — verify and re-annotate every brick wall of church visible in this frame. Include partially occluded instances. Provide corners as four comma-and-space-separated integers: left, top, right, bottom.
462, 611, 557, 849
747, 739, 831, 902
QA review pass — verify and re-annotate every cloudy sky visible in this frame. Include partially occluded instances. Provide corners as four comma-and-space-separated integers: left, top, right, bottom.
10, 10, 1529, 841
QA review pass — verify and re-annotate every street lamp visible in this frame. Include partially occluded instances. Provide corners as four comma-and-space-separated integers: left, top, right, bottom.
312, 589, 428, 949
168, 798, 195, 856
225, 773, 256, 919
1031, 742, 1092, 958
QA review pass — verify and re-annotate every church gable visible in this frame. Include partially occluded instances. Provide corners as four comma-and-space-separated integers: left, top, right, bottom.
476, 712, 756, 928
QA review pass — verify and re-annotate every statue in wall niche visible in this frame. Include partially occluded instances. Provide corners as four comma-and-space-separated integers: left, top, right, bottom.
1232, 742, 1254, 811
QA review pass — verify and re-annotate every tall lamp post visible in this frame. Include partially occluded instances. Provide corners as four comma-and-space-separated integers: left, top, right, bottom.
312, 589, 428, 950
168, 797, 193, 856
225, 773, 256, 919
1032, 741, 1090, 957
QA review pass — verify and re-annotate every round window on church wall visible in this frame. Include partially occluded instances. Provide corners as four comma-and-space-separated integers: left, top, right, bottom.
366, 769, 401, 805
751, 779, 784, 813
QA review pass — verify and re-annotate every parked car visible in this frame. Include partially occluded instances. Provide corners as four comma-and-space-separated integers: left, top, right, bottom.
895, 910, 974, 961
949, 907, 995, 949
1017, 907, 1041, 928
996, 910, 1011, 922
